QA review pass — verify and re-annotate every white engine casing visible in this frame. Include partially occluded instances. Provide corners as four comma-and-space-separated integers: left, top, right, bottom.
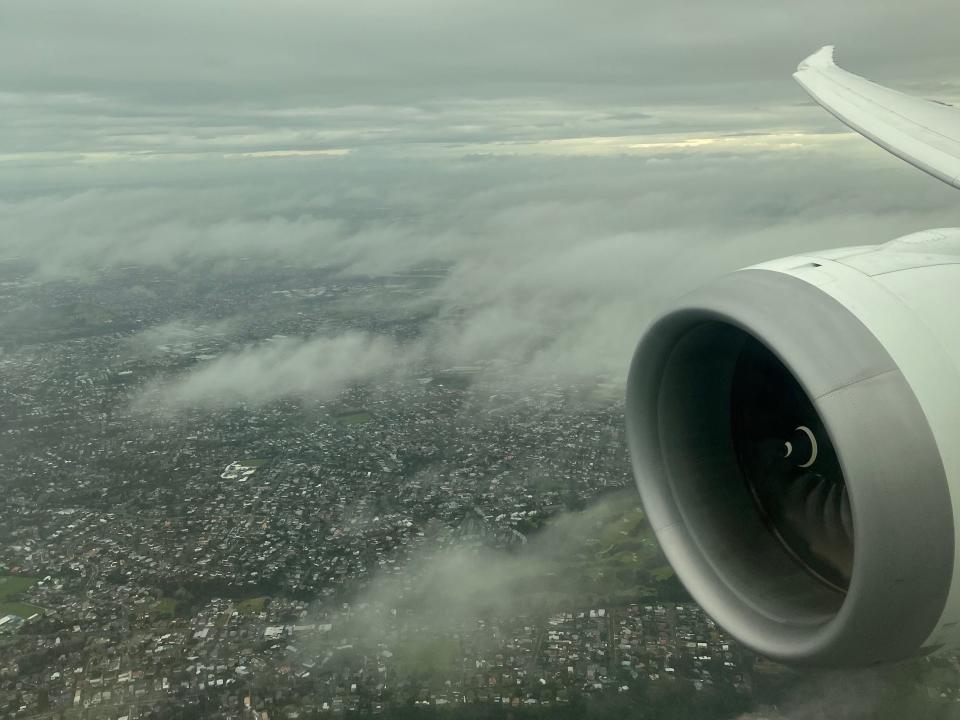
626, 228, 960, 666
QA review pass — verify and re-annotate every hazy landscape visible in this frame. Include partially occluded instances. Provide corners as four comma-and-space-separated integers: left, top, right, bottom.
4, 1, 960, 718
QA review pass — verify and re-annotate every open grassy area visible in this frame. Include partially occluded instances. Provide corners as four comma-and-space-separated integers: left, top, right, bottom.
515, 492, 675, 609
236, 596, 268, 615
393, 636, 461, 676
151, 598, 178, 618
0, 574, 43, 619
0, 602, 44, 619
334, 410, 372, 425
0, 574, 38, 600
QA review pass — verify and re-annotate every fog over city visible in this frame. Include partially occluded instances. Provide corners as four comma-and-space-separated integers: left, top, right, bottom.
4, 2, 960, 400
8, 149, 960, 405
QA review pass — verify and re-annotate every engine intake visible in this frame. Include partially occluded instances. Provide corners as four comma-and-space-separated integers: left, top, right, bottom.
626, 245, 960, 667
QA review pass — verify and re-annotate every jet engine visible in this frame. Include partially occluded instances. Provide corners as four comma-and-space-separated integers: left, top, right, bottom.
626, 229, 960, 666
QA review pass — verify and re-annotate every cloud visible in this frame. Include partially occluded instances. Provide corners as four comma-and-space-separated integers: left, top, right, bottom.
3, 1, 960, 173
0, 185, 349, 276
733, 669, 891, 720
296, 490, 666, 651
122, 317, 237, 360
5, 1, 959, 401
5, 0, 960, 110
226, 149, 351, 159
137, 332, 417, 411
13, 137, 960, 403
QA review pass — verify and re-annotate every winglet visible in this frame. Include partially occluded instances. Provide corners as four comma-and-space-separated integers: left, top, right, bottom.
796, 45, 836, 73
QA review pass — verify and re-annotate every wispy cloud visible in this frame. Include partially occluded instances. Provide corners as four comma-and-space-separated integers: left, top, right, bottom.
225, 148, 351, 159
136, 332, 418, 411
297, 491, 663, 648
14, 142, 959, 403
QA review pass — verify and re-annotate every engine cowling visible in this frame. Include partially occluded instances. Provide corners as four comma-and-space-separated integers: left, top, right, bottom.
626, 228, 960, 667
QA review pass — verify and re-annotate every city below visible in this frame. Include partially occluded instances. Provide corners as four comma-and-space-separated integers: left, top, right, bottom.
1, 260, 956, 720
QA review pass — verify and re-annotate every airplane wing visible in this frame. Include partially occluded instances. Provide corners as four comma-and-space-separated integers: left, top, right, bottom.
794, 45, 960, 190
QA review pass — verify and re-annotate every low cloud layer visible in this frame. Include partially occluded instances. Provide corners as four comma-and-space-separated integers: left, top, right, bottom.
735, 669, 899, 720
297, 491, 666, 652
43, 140, 952, 406
5, 1, 959, 403
137, 332, 414, 411
123, 318, 237, 360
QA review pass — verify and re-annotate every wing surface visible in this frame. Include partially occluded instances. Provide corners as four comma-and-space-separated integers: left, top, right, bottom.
794, 46, 960, 190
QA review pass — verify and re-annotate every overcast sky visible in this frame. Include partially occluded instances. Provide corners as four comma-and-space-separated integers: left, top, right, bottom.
3, 0, 960, 403
4, 0, 960, 173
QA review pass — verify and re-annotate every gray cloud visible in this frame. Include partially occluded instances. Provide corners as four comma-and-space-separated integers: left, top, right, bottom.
122, 317, 237, 360
5, 0, 960, 399
734, 669, 896, 720
298, 490, 664, 649
3, 1, 960, 170
15, 139, 960, 402
137, 332, 415, 411
5, 0, 959, 107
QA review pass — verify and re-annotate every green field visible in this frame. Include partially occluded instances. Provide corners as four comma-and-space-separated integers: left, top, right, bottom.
236, 596, 269, 615
0, 602, 44, 619
0, 574, 42, 619
151, 598, 178, 618
520, 495, 674, 608
393, 636, 460, 676
0, 575, 37, 598
334, 410, 372, 425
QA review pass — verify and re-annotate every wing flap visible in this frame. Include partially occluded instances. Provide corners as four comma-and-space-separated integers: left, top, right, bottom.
794, 46, 960, 190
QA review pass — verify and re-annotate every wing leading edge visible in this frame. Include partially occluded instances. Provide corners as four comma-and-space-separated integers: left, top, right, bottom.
794, 45, 960, 190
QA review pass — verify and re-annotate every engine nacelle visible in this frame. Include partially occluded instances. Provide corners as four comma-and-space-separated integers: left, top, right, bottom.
626, 228, 960, 667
